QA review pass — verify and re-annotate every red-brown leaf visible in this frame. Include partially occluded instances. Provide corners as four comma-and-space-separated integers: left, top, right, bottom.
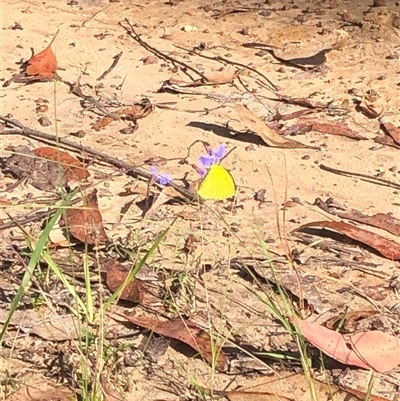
296, 118, 367, 140
291, 317, 400, 373
295, 220, 400, 260
25, 31, 59, 78
105, 260, 161, 306
123, 314, 228, 372
63, 189, 108, 245
380, 120, 400, 145
33, 147, 89, 182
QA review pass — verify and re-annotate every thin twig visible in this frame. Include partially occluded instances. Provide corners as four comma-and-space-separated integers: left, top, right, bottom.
173, 44, 278, 92
0, 116, 199, 202
97, 51, 123, 81
0, 197, 82, 230
319, 164, 400, 190
121, 19, 209, 82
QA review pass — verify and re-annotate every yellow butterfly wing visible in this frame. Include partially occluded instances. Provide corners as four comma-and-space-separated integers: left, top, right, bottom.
197, 165, 236, 200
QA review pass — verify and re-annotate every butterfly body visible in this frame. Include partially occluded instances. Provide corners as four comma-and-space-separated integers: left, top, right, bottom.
197, 164, 236, 200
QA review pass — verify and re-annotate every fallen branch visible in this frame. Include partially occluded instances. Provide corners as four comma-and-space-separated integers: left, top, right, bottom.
97, 51, 123, 81
173, 44, 278, 92
121, 19, 209, 82
319, 164, 400, 190
0, 115, 198, 202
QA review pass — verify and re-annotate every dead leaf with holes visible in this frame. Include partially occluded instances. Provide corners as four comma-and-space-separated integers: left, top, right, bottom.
62, 189, 109, 245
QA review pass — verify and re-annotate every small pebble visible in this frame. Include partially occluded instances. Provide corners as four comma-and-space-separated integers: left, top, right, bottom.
70, 130, 86, 138
38, 116, 52, 127
386, 53, 399, 60
120, 125, 137, 135
11, 22, 23, 30
36, 105, 49, 113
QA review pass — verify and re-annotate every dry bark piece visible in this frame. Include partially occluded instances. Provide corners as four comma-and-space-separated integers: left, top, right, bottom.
294, 220, 400, 260
33, 147, 89, 182
63, 189, 109, 245
122, 314, 228, 372
231, 104, 312, 148
291, 317, 400, 373
380, 119, 400, 145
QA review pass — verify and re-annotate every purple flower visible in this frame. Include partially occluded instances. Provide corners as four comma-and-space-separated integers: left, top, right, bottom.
150, 167, 172, 185
198, 144, 227, 177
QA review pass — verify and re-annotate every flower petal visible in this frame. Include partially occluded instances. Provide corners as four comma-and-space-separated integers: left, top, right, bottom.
150, 167, 172, 185
199, 155, 213, 168
214, 144, 227, 160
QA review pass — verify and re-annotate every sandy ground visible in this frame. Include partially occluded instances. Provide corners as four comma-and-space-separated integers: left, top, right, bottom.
1, 0, 400, 400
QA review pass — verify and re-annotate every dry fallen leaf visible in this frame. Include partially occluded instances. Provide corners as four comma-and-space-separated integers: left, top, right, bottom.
105, 259, 162, 306
7, 378, 74, 401
0, 308, 80, 341
294, 220, 400, 260
295, 118, 367, 140
313, 198, 400, 237
121, 314, 228, 372
143, 186, 182, 217
380, 118, 400, 145
26, 30, 59, 78
358, 97, 384, 119
292, 317, 400, 373
33, 146, 89, 182
63, 189, 109, 245
226, 371, 371, 401
231, 104, 311, 148
166, 69, 243, 87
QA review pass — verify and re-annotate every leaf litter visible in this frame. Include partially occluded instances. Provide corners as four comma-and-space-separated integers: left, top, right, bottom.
1, 1, 400, 400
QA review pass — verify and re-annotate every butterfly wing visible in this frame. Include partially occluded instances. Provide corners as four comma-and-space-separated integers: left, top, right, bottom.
197, 165, 236, 200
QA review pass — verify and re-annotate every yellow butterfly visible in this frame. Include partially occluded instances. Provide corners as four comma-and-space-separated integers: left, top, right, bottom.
197, 164, 236, 200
